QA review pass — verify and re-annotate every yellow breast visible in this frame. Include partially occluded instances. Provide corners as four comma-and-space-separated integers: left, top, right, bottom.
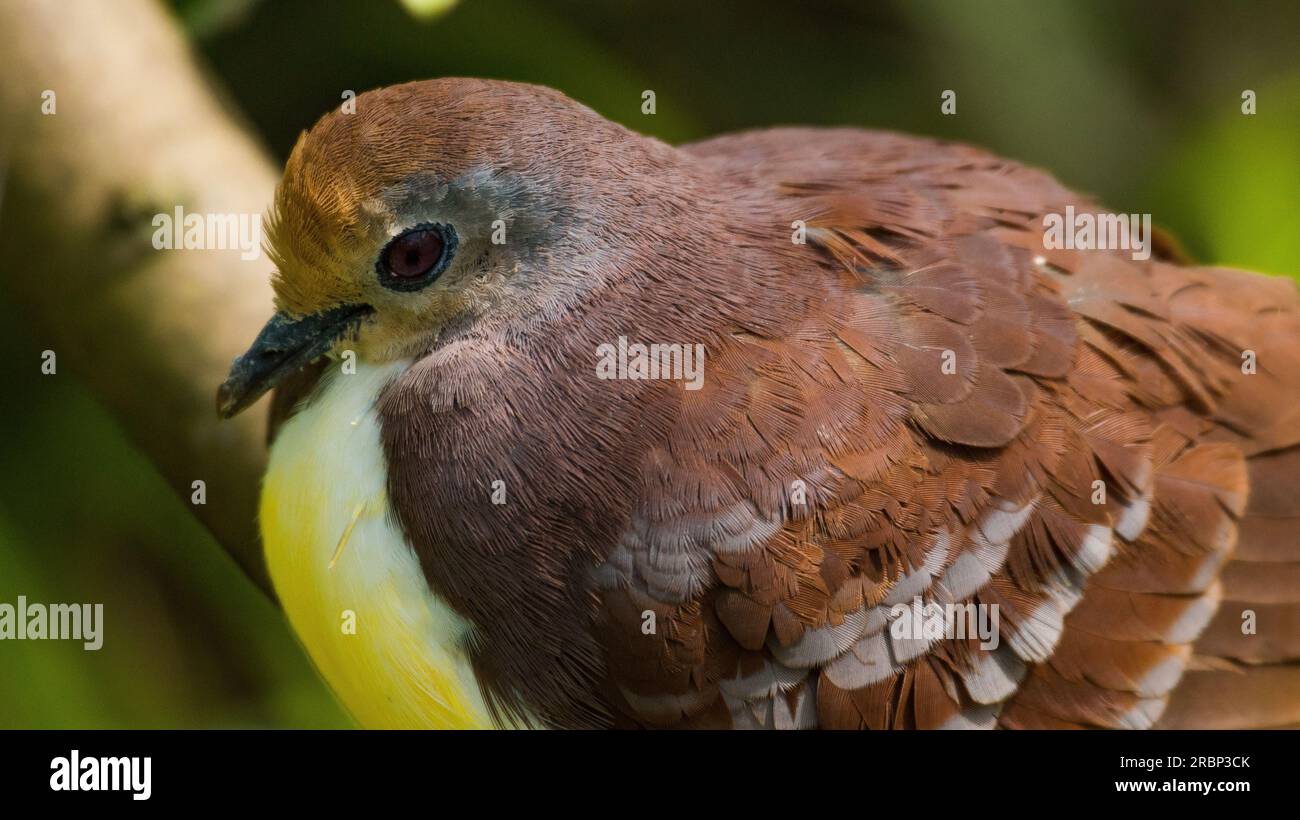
260, 359, 495, 729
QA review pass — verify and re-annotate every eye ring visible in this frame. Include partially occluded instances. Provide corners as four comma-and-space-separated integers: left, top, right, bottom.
376, 222, 457, 292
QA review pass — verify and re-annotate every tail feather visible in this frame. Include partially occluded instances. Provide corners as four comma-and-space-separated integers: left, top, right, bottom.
1160, 446, 1300, 727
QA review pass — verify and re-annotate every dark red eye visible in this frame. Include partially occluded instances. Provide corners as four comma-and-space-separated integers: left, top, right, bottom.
384, 228, 443, 278
377, 223, 456, 291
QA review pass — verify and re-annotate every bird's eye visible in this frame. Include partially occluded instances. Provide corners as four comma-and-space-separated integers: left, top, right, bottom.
377, 223, 456, 291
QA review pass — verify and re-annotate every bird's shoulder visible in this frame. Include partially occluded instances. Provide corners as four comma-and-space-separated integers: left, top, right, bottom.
597, 134, 1300, 727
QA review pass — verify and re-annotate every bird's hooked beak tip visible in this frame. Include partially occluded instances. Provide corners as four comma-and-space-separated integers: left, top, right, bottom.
217, 304, 373, 420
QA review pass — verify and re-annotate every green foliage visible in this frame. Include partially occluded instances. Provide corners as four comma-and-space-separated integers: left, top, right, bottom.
1153, 76, 1300, 279
0, 300, 347, 728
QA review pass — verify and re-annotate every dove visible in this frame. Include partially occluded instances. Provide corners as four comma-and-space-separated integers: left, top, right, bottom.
217, 78, 1300, 729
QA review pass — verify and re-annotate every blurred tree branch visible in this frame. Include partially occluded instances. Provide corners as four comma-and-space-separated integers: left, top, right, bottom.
0, 0, 278, 594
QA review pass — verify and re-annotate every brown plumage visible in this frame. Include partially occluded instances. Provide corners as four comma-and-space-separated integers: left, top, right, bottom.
231, 78, 1300, 729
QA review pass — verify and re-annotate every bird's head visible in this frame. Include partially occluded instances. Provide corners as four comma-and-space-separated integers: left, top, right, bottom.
218, 77, 679, 418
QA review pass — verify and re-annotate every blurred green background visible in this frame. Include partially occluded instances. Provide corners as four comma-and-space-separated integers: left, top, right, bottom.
1, 0, 1297, 728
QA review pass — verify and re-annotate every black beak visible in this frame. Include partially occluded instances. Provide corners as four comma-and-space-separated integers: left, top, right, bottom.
217, 304, 372, 419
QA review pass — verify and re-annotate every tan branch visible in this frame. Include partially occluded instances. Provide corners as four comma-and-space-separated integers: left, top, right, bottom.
0, 0, 281, 594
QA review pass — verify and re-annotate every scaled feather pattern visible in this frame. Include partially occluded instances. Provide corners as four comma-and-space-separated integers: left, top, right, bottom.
261, 79, 1300, 729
